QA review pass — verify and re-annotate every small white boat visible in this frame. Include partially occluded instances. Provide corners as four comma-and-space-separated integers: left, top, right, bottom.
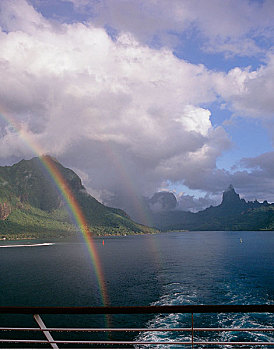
0, 243, 54, 248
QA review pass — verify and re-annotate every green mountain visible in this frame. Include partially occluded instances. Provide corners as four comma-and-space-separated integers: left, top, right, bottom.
150, 185, 274, 231
0, 156, 157, 239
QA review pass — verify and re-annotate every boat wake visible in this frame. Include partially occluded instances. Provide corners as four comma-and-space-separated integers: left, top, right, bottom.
0, 243, 55, 248
134, 283, 273, 348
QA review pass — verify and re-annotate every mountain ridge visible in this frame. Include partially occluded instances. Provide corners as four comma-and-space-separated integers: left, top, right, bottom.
1, 157, 273, 237
0, 156, 157, 239
150, 185, 274, 231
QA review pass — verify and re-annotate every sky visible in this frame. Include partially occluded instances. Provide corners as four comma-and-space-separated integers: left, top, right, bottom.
0, 0, 274, 219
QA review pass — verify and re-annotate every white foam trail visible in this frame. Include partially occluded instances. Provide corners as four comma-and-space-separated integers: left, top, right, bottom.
135, 283, 274, 348
134, 286, 198, 348
0, 243, 55, 248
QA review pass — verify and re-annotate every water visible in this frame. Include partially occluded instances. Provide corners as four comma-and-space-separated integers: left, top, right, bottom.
0, 231, 273, 347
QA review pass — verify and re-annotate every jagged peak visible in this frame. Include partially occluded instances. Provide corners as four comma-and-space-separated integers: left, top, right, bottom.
221, 184, 243, 205
225, 184, 236, 193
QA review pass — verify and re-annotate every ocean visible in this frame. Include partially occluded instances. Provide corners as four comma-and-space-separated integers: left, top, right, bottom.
0, 231, 273, 347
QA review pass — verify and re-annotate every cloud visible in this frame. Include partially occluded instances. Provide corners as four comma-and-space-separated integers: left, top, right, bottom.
0, 0, 50, 33
235, 152, 274, 202
177, 192, 219, 212
149, 191, 177, 212
217, 56, 274, 118
215, 54, 274, 146
1, 0, 274, 213
63, 0, 274, 57
0, 0, 233, 205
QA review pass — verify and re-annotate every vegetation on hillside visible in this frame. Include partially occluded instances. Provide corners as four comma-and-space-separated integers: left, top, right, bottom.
151, 185, 274, 231
0, 156, 157, 239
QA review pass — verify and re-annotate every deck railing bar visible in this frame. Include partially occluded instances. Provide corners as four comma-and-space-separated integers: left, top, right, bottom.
0, 339, 273, 346
0, 340, 189, 346
0, 327, 40, 331
0, 304, 273, 314
194, 327, 274, 332
194, 342, 274, 346
193, 327, 274, 332
0, 305, 273, 347
0, 326, 273, 332
0, 327, 192, 332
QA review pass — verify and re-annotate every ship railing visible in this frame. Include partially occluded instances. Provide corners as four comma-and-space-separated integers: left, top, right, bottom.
0, 305, 273, 348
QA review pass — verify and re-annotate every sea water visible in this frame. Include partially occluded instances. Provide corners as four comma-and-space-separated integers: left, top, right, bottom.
0, 231, 273, 347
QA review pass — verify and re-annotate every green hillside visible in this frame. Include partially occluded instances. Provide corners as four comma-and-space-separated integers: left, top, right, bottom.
0, 156, 157, 239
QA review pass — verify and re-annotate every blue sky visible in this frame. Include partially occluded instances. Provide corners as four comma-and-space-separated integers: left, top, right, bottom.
0, 0, 274, 215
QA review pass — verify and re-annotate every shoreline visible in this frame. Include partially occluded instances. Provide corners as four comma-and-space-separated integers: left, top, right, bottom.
0, 230, 159, 241
1, 228, 273, 242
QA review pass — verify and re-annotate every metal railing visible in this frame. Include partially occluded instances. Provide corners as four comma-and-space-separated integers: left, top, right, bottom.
0, 305, 273, 348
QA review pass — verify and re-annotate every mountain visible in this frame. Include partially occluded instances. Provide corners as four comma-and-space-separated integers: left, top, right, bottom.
149, 191, 177, 212
0, 156, 157, 239
150, 185, 274, 231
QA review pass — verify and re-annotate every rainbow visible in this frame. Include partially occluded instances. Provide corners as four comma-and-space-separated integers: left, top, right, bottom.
0, 107, 109, 306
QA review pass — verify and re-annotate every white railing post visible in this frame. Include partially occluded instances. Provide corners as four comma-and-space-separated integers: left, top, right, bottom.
191, 313, 194, 348
33, 314, 58, 349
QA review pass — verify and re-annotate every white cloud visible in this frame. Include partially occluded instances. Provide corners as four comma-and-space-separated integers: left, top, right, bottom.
176, 106, 212, 137
0, 0, 233, 203
0, 0, 50, 33
177, 192, 219, 212
215, 54, 274, 145
64, 0, 274, 57
2, 0, 274, 211
216, 57, 274, 118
